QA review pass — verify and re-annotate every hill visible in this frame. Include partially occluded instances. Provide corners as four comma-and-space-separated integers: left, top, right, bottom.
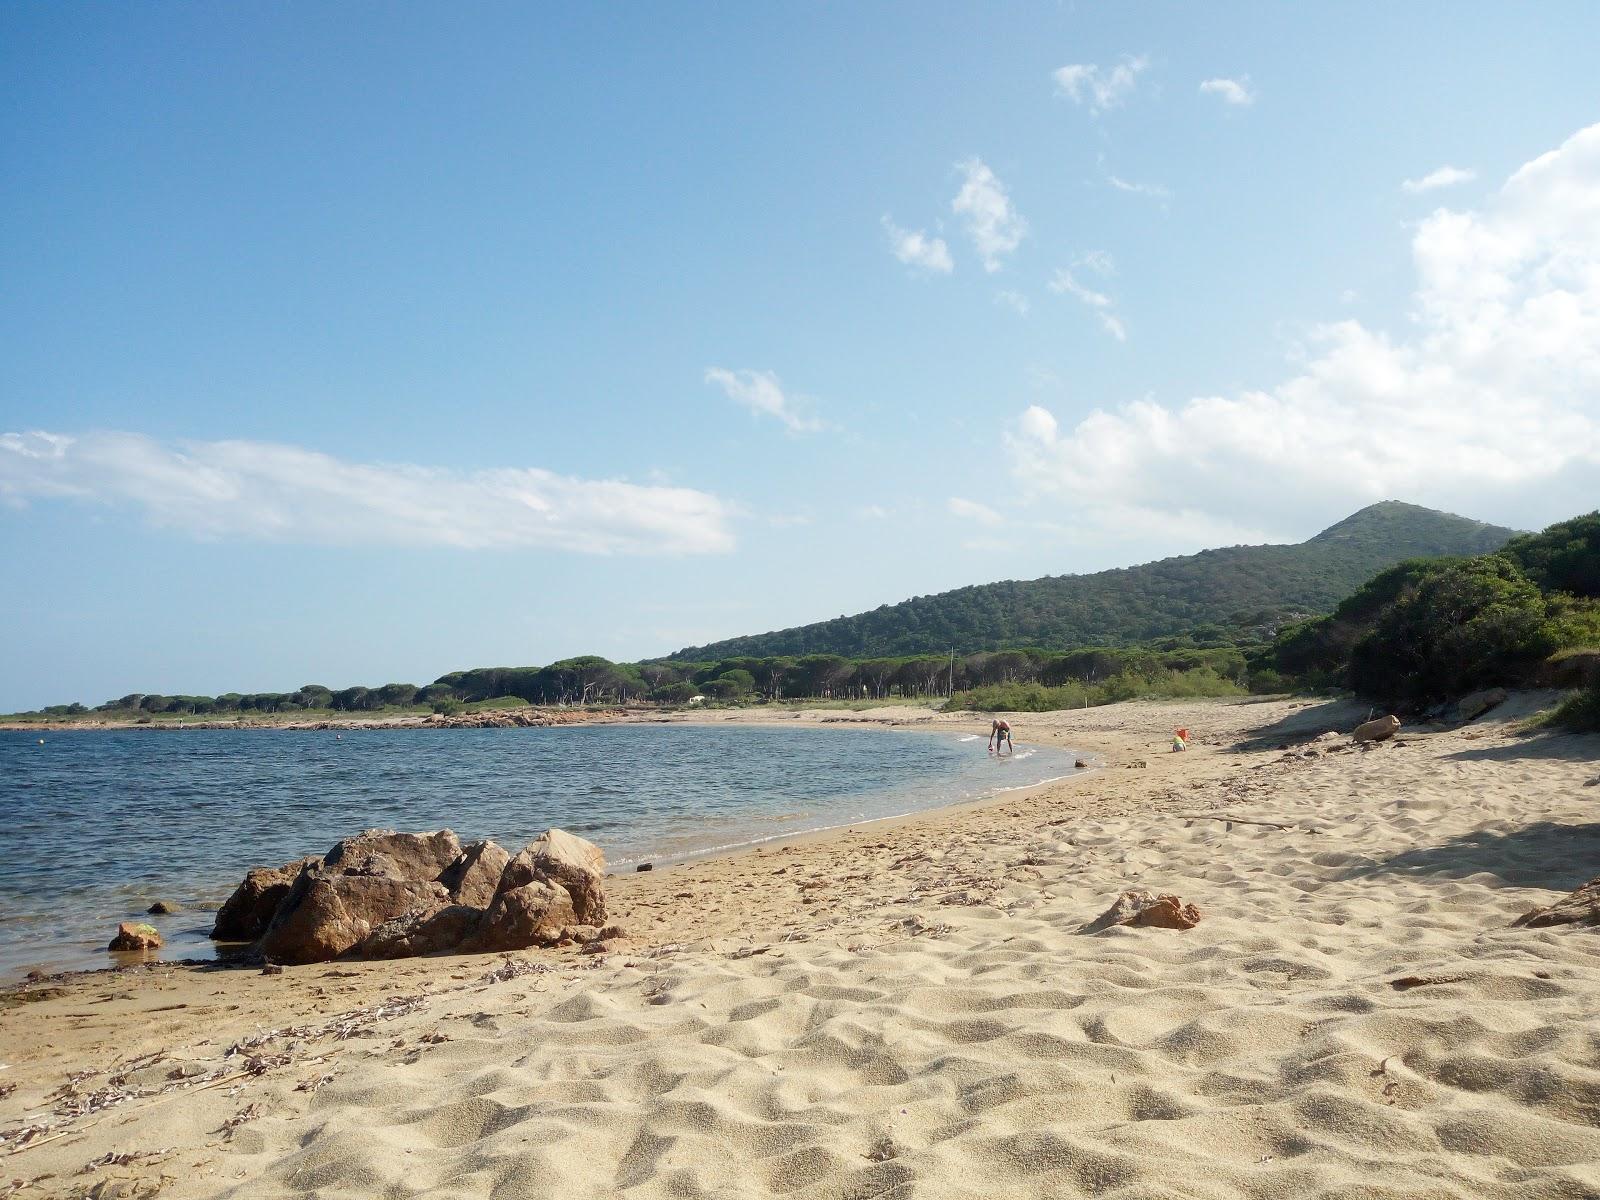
669, 502, 1518, 660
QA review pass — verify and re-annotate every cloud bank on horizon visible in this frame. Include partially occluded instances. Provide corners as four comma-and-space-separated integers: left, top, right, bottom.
0, 431, 737, 555
1005, 122, 1600, 542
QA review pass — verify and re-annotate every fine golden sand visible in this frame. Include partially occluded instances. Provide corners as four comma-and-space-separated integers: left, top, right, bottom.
3, 696, 1599, 1199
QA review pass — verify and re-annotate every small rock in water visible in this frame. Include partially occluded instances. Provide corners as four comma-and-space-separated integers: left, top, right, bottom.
108, 922, 162, 951
147, 900, 179, 915
636, 862, 654, 872
1075, 759, 1089, 769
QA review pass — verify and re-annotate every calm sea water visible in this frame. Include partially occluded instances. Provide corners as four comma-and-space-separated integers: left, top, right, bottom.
0, 724, 1077, 979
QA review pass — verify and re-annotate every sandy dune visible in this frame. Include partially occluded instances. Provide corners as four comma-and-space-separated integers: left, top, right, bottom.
4, 696, 1599, 1198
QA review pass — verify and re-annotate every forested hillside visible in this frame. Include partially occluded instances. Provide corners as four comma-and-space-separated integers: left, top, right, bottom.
9, 502, 1528, 721
1257, 510, 1600, 711
671, 503, 1517, 660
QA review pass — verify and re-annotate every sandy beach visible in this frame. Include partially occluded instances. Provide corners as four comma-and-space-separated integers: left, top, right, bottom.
3, 695, 1599, 1199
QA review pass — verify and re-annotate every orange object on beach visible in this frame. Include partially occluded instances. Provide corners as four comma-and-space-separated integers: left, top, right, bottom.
1175, 728, 1189, 741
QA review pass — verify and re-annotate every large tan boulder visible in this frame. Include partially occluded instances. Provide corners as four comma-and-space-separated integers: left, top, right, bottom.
468, 880, 578, 951
1352, 714, 1401, 743
210, 857, 320, 941
1457, 688, 1509, 722
1513, 878, 1600, 929
321, 829, 463, 883
439, 840, 512, 908
355, 903, 484, 959
497, 829, 607, 926
258, 874, 448, 964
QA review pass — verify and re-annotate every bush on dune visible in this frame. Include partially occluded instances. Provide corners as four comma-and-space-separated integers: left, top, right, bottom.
1501, 512, 1600, 598
1346, 557, 1561, 706
952, 668, 1244, 713
1551, 685, 1600, 732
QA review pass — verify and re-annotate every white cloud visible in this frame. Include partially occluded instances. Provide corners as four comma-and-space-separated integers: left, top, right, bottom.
952, 159, 1027, 272
1402, 165, 1478, 194
0, 431, 735, 554
882, 216, 953, 274
1049, 268, 1128, 341
1078, 249, 1116, 276
704, 367, 825, 434
1053, 56, 1149, 113
1107, 173, 1169, 201
948, 496, 1003, 526
1199, 77, 1255, 106
1007, 123, 1600, 537
994, 289, 1030, 316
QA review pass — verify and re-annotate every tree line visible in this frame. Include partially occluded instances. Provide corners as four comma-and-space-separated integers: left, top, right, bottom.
29, 645, 1252, 718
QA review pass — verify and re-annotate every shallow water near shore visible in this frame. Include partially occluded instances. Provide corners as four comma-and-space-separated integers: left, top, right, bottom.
0, 724, 1078, 979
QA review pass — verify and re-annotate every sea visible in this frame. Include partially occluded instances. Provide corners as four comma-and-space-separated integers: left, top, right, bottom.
0, 723, 1079, 980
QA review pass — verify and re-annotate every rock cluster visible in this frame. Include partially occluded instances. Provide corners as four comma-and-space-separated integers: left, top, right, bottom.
213, 828, 613, 965
421, 709, 623, 730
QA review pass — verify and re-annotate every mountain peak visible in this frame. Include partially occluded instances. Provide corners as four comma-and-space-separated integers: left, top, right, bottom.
1307, 501, 1518, 553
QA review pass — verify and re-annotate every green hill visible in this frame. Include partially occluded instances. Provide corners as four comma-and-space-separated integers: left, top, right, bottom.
669, 502, 1519, 660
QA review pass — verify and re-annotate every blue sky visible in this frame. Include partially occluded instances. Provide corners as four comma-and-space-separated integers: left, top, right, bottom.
3, 3, 1599, 710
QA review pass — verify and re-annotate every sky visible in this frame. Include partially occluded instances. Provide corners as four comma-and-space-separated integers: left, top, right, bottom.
3, 2, 1599, 710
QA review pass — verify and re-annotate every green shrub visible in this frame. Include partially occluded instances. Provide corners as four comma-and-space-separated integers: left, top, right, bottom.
1347, 557, 1559, 706
649, 682, 698, 703
432, 699, 465, 717
1550, 685, 1600, 732
952, 667, 1244, 712
1501, 512, 1600, 598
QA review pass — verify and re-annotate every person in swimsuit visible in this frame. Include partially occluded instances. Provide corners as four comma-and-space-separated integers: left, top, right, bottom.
989, 718, 1013, 754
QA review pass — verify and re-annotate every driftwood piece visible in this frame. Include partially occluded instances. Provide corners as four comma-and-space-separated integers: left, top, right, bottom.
1175, 813, 1297, 831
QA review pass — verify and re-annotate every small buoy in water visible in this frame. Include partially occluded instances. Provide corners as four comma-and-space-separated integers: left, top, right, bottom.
336, 734, 342, 740
38, 739, 45, 745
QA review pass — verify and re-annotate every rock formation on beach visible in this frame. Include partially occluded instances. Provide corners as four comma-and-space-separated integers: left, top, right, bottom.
1513, 877, 1600, 929
215, 827, 610, 965
1082, 890, 1202, 933
1351, 713, 1401, 743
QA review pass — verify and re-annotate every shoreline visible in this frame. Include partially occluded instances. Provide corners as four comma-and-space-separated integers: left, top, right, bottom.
0, 715, 1081, 983
7, 693, 1598, 1198
0, 700, 961, 733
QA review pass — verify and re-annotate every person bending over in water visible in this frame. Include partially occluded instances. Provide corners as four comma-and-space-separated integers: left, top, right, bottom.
989, 718, 1013, 755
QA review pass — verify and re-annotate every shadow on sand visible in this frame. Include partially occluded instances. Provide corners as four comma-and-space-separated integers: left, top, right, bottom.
1442, 728, 1600, 765
1228, 697, 1373, 753
1343, 820, 1600, 893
